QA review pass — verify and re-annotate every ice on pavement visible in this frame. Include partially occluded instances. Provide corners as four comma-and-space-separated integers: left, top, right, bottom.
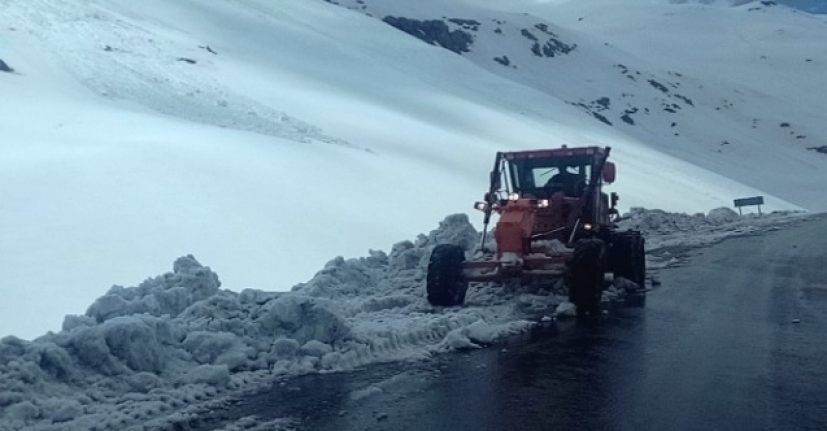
0, 210, 805, 430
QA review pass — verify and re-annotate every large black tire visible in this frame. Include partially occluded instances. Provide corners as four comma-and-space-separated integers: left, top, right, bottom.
426, 244, 469, 306
610, 232, 647, 307
569, 238, 606, 316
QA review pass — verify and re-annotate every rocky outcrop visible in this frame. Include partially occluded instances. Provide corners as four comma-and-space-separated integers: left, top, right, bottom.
521, 25, 576, 58
382, 17, 474, 54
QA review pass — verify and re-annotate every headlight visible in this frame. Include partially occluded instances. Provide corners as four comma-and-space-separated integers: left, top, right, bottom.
508, 193, 520, 201
537, 199, 550, 208
473, 201, 490, 212
583, 223, 594, 231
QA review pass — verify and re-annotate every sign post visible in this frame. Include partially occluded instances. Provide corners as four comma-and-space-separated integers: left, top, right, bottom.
733, 196, 764, 216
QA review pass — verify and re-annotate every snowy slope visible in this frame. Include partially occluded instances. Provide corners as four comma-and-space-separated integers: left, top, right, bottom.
330, 0, 827, 210
678, 0, 827, 13
531, 0, 827, 207
0, 0, 817, 338
779, 0, 827, 13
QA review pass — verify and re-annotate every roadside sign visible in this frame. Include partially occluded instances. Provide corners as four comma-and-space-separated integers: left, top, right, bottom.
734, 196, 764, 215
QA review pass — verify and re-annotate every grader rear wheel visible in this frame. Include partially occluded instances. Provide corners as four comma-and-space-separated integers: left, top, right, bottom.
610, 232, 647, 307
569, 238, 606, 316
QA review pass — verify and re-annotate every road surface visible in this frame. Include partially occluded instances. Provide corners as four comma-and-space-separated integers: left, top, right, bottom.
203, 214, 827, 431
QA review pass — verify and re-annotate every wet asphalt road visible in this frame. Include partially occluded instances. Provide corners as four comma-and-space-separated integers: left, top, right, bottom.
208, 214, 827, 431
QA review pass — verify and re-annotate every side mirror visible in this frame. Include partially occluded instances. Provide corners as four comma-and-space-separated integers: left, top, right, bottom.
490, 170, 501, 190
603, 162, 616, 184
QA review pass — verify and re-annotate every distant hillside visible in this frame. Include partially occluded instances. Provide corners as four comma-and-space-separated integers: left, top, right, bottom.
775, 0, 827, 13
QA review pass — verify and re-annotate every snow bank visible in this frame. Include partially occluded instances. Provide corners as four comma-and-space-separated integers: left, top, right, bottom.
0, 214, 546, 431
85, 255, 221, 323
619, 207, 803, 245
618, 207, 805, 269
0, 210, 805, 430
620, 206, 747, 235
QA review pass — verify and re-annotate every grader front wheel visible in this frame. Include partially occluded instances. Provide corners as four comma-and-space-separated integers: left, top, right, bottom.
426, 244, 469, 306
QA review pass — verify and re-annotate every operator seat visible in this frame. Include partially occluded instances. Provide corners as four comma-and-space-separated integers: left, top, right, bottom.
545, 172, 585, 197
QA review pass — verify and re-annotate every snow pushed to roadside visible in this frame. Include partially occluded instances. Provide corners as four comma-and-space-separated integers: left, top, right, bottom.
621, 207, 803, 250
0, 210, 807, 430
0, 215, 552, 431
620, 207, 805, 269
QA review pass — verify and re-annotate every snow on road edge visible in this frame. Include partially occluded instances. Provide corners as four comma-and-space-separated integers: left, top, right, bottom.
0, 209, 809, 430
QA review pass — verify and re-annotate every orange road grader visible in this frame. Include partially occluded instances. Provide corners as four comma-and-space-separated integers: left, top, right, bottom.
426, 146, 646, 316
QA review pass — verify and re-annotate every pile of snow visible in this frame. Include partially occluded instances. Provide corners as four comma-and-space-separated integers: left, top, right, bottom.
0, 215, 555, 431
621, 206, 742, 235
619, 207, 805, 270
0, 209, 807, 430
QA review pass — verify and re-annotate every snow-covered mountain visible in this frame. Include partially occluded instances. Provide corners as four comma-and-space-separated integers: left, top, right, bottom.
1, 0, 824, 338
712, 0, 827, 13
780, 0, 827, 14
331, 0, 827, 208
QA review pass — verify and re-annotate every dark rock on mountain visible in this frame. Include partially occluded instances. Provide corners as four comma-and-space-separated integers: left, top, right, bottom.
0, 59, 13, 73
448, 18, 480, 31
383, 16, 474, 54
522, 28, 575, 57
648, 79, 669, 93
592, 112, 612, 126
534, 23, 557, 36
540, 38, 576, 57
673, 94, 694, 106
531, 42, 542, 57
595, 97, 611, 110
520, 29, 538, 42
615, 64, 639, 81
621, 107, 639, 125
200, 45, 218, 55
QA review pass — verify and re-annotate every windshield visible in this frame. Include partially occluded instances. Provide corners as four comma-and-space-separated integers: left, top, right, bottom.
506, 156, 593, 196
